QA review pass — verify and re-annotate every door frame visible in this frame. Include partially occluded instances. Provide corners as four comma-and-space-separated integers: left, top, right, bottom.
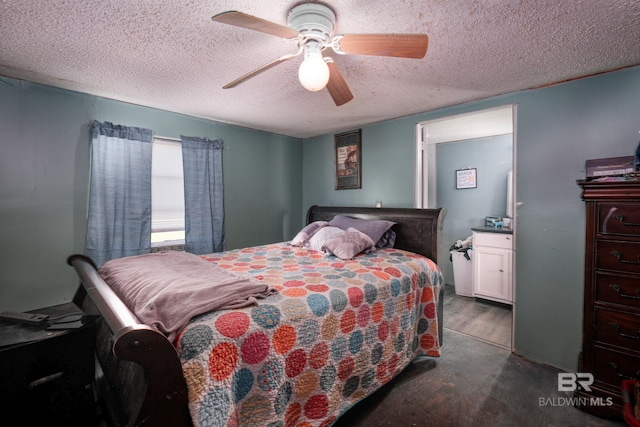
414, 104, 518, 351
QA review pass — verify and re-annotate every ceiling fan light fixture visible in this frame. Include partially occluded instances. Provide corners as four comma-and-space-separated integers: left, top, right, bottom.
298, 41, 330, 92
212, 3, 429, 105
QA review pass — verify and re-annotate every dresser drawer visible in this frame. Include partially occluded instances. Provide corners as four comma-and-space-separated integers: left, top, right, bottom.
596, 240, 640, 274
594, 346, 640, 388
596, 273, 640, 309
595, 308, 640, 352
473, 232, 513, 249
599, 203, 640, 237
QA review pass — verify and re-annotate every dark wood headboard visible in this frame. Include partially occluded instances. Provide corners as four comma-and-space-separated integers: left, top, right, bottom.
306, 205, 445, 264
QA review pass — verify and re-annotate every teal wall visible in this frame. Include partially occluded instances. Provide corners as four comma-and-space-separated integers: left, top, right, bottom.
0, 78, 303, 312
303, 119, 417, 210
303, 66, 640, 371
2, 66, 639, 372
436, 134, 513, 284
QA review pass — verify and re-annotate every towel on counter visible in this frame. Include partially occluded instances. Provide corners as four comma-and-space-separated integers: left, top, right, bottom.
99, 251, 277, 342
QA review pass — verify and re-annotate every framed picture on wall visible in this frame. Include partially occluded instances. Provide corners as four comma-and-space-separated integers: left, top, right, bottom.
456, 168, 477, 189
335, 129, 362, 190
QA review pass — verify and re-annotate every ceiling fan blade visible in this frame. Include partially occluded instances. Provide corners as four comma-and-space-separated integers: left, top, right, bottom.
223, 53, 298, 89
326, 61, 354, 106
335, 34, 429, 59
212, 11, 299, 39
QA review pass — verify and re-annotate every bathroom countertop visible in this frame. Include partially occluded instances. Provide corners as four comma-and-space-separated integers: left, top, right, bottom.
471, 226, 514, 234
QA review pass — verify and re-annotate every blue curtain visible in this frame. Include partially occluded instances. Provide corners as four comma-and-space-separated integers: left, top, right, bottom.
181, 136, 225, 254
85, 121, 153, 267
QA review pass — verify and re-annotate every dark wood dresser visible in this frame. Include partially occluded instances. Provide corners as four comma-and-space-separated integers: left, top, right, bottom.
577, 179, 640, 418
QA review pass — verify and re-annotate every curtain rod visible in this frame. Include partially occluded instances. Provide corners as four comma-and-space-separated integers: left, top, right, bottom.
155, 135, 181, 142
155, 135, 228, 149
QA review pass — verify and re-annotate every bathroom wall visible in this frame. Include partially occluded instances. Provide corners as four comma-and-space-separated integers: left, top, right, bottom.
435, 134, 513, 284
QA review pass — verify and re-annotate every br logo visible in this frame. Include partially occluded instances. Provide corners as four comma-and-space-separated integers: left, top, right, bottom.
558, 373, 594, 392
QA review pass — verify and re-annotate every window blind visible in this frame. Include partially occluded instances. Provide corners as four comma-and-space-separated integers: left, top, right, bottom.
151, 138, 184, 234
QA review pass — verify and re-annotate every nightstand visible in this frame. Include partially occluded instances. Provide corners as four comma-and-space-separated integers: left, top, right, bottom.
0, 302, 99, 426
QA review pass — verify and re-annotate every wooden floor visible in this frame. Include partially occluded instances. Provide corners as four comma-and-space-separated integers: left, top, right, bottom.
334, 328, 627, 427
443, 283, 512, 349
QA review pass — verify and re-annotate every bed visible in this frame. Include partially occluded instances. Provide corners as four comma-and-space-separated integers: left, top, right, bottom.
68, 205, 445, 427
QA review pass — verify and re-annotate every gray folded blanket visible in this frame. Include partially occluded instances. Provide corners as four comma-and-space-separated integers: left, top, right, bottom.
99, 251, 277, 342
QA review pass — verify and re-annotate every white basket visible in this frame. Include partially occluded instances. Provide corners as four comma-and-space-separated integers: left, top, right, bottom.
451, 250, 474, 297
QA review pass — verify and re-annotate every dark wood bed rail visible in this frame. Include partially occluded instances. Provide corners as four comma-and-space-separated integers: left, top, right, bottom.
68, 254, 139, 332
67, 254, 191, 427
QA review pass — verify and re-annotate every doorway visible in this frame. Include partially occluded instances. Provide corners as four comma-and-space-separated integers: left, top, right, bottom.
415, 105, 516, 350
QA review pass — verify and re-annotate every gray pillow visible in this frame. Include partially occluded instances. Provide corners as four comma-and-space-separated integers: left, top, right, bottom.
328, 215, 396, 249
322, 227, 375, 260
376, 229, 397, 249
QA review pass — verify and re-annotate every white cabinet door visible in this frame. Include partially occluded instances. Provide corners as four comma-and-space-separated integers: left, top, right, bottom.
472, 235, 513, 304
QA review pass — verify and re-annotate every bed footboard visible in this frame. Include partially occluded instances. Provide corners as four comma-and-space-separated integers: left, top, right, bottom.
67, 254, 191, 427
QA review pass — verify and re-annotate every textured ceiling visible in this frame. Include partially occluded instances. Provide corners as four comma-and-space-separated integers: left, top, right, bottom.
1, 0, 639, 138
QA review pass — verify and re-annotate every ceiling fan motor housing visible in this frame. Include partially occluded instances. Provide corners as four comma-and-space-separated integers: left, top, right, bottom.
288, 3, 336, 43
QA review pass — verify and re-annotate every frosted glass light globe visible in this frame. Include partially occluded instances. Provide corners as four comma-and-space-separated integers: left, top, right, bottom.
298, 52, 330, 91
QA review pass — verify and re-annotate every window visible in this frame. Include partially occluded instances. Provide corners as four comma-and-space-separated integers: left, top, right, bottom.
151, 138, 185, 246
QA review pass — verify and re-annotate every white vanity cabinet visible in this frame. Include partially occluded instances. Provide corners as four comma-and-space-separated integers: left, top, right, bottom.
472, 230, 513, 304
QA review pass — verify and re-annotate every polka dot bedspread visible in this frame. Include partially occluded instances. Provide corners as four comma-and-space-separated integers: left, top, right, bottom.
176, 242, 443, 427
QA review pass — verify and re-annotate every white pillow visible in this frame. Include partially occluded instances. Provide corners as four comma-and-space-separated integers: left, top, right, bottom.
307, 226, 345, 253
322, 227, 375, 260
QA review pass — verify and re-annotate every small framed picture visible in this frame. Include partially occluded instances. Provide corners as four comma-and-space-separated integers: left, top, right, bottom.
456, 168, 477, 189
335, 129, 362, 190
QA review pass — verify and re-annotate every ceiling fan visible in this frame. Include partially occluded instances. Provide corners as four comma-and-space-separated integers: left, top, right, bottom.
212, 3, 429, 106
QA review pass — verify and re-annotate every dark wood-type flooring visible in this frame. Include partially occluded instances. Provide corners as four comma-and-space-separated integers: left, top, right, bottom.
334, 285, 626, 426
334, 327, 626, 427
